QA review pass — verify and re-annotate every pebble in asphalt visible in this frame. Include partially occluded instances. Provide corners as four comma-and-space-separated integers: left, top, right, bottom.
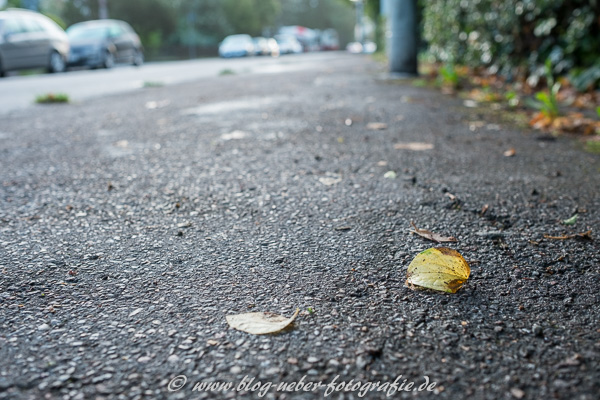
0, 53, 599, 399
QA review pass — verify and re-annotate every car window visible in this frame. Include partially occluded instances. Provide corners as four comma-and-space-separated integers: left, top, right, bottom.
22, 17, 44, 33
108, 24, 122, 37
3, 18, 26, 35
120, 22, 134, 35
67, 25, 108, 40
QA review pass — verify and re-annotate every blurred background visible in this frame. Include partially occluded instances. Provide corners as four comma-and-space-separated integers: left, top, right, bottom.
0, 0, 361, 60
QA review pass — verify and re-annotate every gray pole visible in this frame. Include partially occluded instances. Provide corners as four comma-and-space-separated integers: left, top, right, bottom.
355, 0, 364, 45
98, 0, 109, 19
386, 0, 418, 76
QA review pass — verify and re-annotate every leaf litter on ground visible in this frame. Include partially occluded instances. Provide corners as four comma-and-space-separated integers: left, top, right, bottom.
366, 122, 388, 130
409, 222, 458, 243
394, 142, 434, 151
544, 230, 592, 240
226, 309, 300, 335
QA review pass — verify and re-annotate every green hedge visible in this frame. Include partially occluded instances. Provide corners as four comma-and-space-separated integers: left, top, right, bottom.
421, 0, 600, 90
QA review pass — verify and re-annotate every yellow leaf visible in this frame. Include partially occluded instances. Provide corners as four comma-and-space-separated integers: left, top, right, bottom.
226, 309, 299, 335
406, 247, 470, 293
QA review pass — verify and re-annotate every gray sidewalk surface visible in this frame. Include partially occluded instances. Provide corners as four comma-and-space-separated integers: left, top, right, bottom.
1, 53, 598, 399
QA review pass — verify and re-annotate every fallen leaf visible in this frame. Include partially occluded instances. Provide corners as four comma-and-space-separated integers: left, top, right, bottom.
406, 247, 470, 293
383, 171, 397, 179
480, 204, 489, 216
503, 148, 516, 157
544, 230, 592, 240
334, 226, 351, 231
226, 308, 300, 335
366, 122, 388, 130
220, 130, 248, 140
561, 214, 578, 226
394, 142, 434, 151
409, 222, 458, 243
319, 174, 342, 186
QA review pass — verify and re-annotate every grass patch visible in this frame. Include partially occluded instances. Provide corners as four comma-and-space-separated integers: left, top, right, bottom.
584, 139, 600, 154
35, 93, 69, 104
219, 69, 235, 76
371, 51, 388, 64
411, 78, 429, 87
142, 81, 164, 88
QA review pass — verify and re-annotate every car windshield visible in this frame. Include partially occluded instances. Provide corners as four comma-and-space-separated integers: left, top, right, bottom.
67, 25, 108, 40
224, 36, 248, 44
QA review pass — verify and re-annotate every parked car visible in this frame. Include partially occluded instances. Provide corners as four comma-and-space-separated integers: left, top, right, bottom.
253, 37, 269, 56
253, 37, 279, 57
66, 19, 143, 69
219, 34, 255, 58
275, 34, 302, 55
320, 28, 339, 51
0, 8, 69, 77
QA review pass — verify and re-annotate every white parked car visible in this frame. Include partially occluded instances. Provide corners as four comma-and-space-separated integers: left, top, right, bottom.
275, 34, 302, 55
219, 34, 255, 58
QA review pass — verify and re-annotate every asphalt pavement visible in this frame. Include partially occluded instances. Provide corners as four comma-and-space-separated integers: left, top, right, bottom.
0, 52, 599, 400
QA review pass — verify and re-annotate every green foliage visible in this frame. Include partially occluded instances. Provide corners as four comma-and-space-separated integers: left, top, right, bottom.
142, 81, 164, 88
438, 63, 459, 88
528, 60, 560, 118
36, 93, 69, 104
278, 0, 355, 47
505, 91, 519, 108
222, 0, 280, 36
571, 64, 600, 92
597, 106, 600, 119
421, 0, 600, 87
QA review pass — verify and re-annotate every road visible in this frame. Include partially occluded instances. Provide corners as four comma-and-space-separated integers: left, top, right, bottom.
0, 52, 598, 400
0, 52, 333, 114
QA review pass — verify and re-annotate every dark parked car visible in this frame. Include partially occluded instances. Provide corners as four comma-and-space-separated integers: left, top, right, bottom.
0, 9, 69, 77
66, 19, 143, 69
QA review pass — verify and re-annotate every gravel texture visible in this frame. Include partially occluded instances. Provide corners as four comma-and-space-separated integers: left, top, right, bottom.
1, 53, 599, 400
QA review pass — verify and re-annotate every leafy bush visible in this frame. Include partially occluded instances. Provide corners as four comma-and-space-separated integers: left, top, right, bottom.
421, 0, 600, 89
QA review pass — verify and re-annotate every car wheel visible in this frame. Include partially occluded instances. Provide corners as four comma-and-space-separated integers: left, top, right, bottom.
102, 50, 115, 69
48, 51, 66, 73
132, 49, 144, 66
0, 57, 5, 78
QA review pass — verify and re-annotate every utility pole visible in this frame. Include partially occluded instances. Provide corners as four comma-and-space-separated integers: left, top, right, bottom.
354, 0, 364, 46
98, 0, 109, 19
382, 0, 419, 76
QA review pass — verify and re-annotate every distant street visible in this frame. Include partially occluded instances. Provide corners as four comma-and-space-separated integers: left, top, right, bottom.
0, 52, 339, 114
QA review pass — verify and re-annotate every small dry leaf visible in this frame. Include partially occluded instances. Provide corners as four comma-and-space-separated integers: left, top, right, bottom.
226, 309, 299, 335
543, 230, 592, 240
409, 222, 458, 243
319, 175, 342, 186
406, 247, 470, 293
366, 122, 388, 130
394, 142, 434, 151
220, 130, 248, 140
503, 148, 516, 157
